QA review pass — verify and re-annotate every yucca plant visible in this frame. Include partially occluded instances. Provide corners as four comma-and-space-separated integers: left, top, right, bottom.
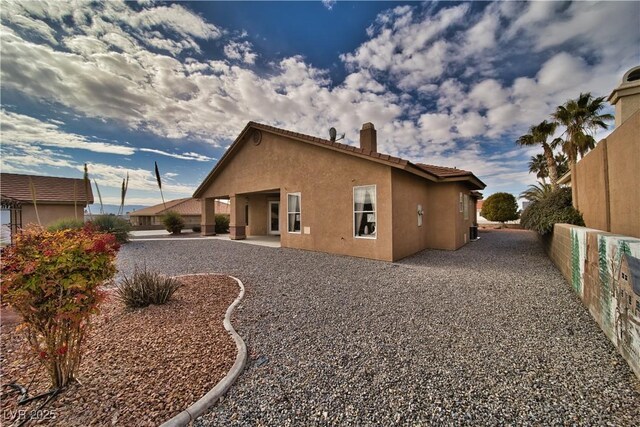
116, 266, 181, 308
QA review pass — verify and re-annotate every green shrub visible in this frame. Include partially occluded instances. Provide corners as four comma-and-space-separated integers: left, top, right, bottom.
162, 211, 184, 234
90, 214, 131, 243
1, 225, 119, 389
480, 192, 519, 224
47, 217, 85, 231
215, 214, 230, 234
520, 187, 585, 235
116, 266, 181, 308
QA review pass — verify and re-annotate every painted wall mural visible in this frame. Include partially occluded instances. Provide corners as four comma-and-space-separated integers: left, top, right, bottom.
569, 227, 640, 378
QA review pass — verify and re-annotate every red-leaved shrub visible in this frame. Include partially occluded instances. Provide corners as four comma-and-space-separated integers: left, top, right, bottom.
1, 225, 119, 389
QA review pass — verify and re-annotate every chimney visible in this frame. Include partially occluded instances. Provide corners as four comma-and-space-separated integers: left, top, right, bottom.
608, 65, 640, 127
359, 122, 377, 153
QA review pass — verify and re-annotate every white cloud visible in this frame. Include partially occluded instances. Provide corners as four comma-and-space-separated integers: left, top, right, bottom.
138, 148, 215, 162
322, 0, 337, 11
1, 110, 136, 155
223, 41, 257, 64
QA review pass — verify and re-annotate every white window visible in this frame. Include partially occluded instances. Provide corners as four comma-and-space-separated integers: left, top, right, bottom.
287, 193, 301, 233
463, 194, 469, 220
459, 192, 464, 212
354, 185, 376, 238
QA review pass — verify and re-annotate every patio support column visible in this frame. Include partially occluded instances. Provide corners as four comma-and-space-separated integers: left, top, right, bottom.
229, 194, 246, 240
201, 197, 216, 236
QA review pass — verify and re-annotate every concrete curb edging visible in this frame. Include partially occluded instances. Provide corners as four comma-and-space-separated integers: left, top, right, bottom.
160, 273, 247, 427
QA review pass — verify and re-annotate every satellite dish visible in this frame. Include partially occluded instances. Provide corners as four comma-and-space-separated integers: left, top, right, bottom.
329, 127, 337, 142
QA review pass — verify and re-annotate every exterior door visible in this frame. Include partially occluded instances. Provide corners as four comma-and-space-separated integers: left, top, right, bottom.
268, 201, 280, 235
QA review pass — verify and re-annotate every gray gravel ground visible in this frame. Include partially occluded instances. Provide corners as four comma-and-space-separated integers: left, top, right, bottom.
116, 229, 640, 426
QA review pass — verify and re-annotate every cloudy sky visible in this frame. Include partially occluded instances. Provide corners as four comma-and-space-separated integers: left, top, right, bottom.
1, 1, 638, 208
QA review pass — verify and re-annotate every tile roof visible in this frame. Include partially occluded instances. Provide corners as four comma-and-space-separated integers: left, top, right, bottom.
1, 173, 93, 204
414, 163, 474, 179
129, 198, 230, 216
194, 121, 486, 197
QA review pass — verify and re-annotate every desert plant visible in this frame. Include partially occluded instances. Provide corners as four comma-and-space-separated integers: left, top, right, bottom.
215, 214, 230, 234
1, 225, 119, 389
117, 173, 129, 216
519, 183, 555, 203
154, 161, 166, 210
94, 179, 104, 214
90, 214, 131, 243
116, 266, 181, 308
520, 187, 585, 235
48, 217, 85, 232
516, 120, 562, 189
162, 211, 184, 234
480, 192, 519, 224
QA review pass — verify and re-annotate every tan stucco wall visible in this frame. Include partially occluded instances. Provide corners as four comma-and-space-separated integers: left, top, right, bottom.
606, 111, 640, 237
574, 141, 608, 231
614, 86, 640, 127
573, 110, 640, 238
391, 170, 479, 258
199, 131, 394, 261
246, 194, 269, 236
21, 203, 85, 227
391, 169, 429, 259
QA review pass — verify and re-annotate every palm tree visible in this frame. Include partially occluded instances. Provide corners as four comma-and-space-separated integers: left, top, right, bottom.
553, 92, 613, 164
516, 120, 560, 188
528, 154, 548, 183
520, 182, 554, 202
555, 153, 569, 178
553, 92, 613, 205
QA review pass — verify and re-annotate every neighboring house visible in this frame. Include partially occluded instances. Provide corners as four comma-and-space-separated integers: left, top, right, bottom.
129, 198, 230, 229
193, 121, 485, 261
0, 173, 93, 236
558, 66, 640, 238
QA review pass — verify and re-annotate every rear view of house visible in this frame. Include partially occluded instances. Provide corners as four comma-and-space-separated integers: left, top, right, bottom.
194, 122, 485, 261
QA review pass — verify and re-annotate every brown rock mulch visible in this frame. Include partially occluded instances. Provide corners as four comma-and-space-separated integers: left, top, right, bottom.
0, 275, 239, 426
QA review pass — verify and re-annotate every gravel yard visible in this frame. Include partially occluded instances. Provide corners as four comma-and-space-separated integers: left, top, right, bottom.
118, 229, 640, 426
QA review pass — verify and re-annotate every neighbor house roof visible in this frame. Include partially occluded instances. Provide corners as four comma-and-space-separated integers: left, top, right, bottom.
0, 173, 93, 204
129, 198, 230, 217
194, 122, 486, 197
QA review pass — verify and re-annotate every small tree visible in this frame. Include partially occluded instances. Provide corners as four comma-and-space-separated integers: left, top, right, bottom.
162, 211, 184, 235
480, 192, 519, 224
1, 225, 119, 389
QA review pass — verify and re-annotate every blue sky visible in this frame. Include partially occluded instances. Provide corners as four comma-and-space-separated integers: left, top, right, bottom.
1, 1, 639, 208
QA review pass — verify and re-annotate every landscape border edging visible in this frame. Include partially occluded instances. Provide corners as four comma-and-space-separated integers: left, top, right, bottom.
160, 273, 247, 427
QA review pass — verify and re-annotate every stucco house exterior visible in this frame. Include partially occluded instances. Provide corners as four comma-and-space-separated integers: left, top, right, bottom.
194, 122, 485, 262
1, 173, 93, 236
129, 197, 230, 229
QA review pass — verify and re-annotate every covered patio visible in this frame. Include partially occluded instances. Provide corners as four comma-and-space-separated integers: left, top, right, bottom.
201, 189, 282, 241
